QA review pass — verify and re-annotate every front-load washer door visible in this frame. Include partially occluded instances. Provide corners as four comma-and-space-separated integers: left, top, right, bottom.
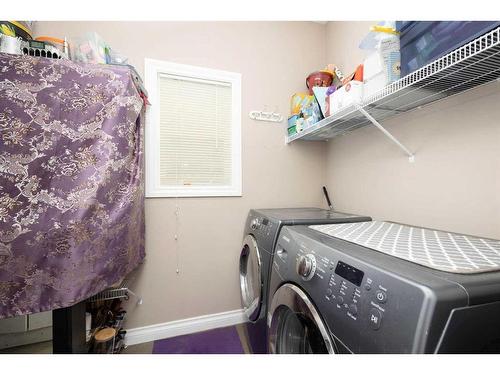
268, 283, 335, 354
239, 234, 262, 322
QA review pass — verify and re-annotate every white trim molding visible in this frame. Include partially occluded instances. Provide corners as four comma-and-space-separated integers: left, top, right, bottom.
144, 58, 242, 198
124, 309, 248, 347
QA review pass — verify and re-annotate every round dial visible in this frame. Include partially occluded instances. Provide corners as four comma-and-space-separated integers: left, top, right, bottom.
250, 218, 261, 230
296, 254, 317, 281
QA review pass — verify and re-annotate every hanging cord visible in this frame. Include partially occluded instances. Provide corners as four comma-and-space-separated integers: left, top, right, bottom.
174, 201, 180, 275
174, 78, 181, 275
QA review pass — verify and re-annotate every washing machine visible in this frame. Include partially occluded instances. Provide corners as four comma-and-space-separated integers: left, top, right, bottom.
268, 221, 500, 353
238, 208, 371, 353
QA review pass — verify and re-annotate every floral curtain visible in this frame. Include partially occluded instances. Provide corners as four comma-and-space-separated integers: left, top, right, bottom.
0, 53, 145, 319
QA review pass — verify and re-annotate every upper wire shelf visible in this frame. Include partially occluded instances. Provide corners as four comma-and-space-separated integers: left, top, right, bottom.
287, 26, 500, 143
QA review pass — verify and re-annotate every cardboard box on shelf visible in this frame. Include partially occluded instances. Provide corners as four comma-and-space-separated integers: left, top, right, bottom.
329, 81, 363, 114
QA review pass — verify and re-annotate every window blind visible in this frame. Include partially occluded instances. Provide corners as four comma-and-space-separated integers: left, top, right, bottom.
158, 74, 233, 188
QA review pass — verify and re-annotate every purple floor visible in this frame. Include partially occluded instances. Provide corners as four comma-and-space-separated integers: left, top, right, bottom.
152, 326, 245, 354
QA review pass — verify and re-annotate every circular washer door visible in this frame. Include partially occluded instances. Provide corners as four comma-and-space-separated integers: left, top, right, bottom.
268, 283, 335, 354
239, 234, 262, 322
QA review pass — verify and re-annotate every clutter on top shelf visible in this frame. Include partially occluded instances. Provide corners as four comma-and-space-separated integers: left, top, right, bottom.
306, 70, 334, 95
314, 64, 364, 117
312, 87, 329, 118
0, 21, 68, 59
360, 21, 401, 100
0, 26, 148, 104
341, 64, 363, 86
70, 32, 107, 64
69, 32, 148, 103
397, 21, 500, 77
288, 65, 345, 136
287, 92, 323, 136
291, 93, 314, 115
0, 34, 69, 59
329, 80, 363, 112
35, 36, 69, 57
0, 21, 34, 40
288, 93, 312, 135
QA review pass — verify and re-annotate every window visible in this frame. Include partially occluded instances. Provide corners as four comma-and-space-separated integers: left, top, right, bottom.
145, 58, 241, 197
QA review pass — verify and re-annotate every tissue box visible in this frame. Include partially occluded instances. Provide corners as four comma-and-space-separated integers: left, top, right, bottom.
329, 81, 363, 113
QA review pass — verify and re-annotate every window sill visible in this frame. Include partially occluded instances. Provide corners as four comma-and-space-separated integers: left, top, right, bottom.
145, 187, 242, 198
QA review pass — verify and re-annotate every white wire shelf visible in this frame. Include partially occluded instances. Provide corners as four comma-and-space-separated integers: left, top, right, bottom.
287, 26, 500, 144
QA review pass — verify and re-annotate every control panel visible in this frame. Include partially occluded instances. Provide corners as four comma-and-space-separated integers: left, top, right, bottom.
273, 225, 437, 353
296, 250, 390, 330
246, 212, 276, 251
294, 253, 387, 328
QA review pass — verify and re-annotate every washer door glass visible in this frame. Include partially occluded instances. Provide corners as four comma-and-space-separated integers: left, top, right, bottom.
239, 234, 262, 322
268, 283, 335, 354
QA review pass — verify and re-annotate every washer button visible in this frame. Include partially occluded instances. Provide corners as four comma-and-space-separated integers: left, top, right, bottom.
337, 296, 344, 305
348, 304, 358, 316
375, 290, 387, 304
364, 283, 371, 291
369, 309, 382, 330
326, 288, 333, 297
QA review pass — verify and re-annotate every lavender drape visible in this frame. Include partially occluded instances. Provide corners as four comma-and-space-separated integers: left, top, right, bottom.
0, 53, 145, 319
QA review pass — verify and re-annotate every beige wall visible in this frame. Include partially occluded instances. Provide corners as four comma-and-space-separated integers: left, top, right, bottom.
34, 22, 328, 328
326, 21, 372, 75
32, 21, 500, 331
325, 22, 500, 239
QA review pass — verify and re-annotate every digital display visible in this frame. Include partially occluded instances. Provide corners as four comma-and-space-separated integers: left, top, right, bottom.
335, 261, 364, 286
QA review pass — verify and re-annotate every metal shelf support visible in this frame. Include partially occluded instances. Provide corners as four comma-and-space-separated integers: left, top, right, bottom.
356, 105, 415, 163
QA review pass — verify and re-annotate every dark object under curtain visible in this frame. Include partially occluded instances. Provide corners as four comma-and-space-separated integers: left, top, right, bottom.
0, 53, 145, 319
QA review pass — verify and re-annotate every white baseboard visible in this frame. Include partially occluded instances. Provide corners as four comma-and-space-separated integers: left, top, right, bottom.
124, 309, 248, 347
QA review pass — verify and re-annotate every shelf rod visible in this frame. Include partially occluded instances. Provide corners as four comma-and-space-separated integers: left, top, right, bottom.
356, 105, 415, 163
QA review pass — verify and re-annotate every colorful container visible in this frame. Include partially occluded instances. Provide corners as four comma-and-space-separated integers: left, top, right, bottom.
0, 21, 34, 40
306, 70, 334, 95
290, 93, 313, 115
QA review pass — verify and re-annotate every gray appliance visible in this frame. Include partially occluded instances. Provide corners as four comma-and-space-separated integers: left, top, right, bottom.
238, 208, 371, 353
267, 221, 500, 353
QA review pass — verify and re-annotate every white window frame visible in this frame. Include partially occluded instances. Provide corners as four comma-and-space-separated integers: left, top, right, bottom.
144, 58, 242, 198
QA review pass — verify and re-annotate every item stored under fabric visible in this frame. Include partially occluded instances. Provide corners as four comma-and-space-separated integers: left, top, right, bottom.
0, 53, 145, 319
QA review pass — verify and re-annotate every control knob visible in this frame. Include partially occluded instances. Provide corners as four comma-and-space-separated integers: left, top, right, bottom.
296, 254, 317, 281
250, 218, 261, 230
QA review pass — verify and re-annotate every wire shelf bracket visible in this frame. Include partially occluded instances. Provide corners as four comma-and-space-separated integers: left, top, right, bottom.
355, 105, 415, 162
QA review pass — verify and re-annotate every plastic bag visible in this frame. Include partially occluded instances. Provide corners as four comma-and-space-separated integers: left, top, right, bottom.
69, 32, 128, 65
70, 32, 108, 64
359, 21, 399, 51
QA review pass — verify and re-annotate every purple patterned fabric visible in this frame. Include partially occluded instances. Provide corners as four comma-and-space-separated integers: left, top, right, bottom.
0, 53, 145, 319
